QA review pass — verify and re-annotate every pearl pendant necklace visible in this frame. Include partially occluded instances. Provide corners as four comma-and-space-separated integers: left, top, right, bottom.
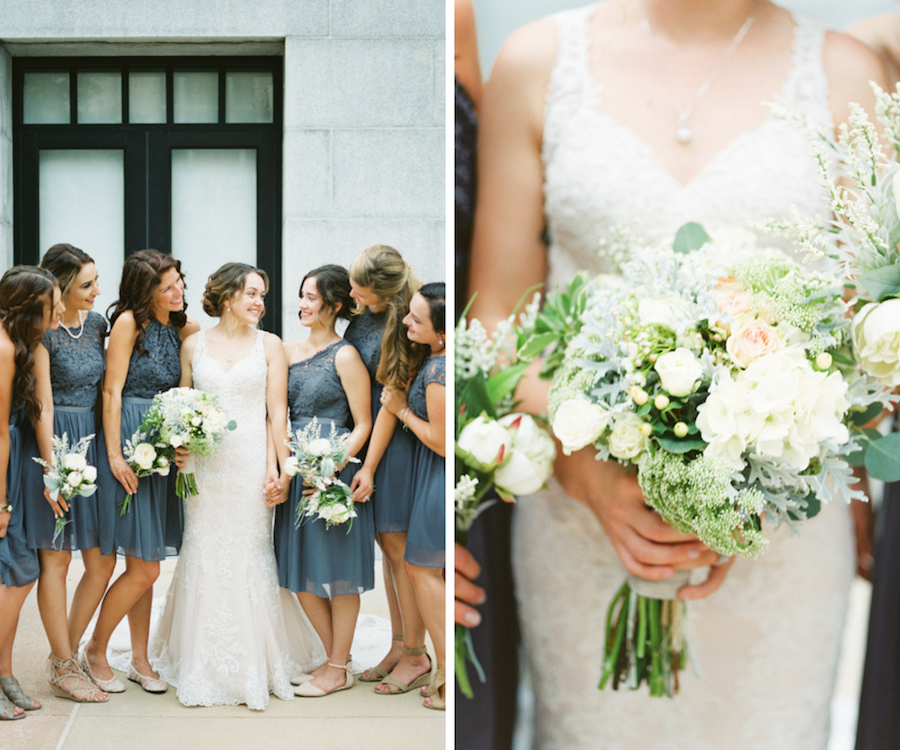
60, 311, 85, 340
637, 0, 760, 146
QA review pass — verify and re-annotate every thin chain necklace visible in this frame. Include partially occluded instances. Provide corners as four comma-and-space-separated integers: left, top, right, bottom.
60, 310, 85, 340
636, 0, 761, 145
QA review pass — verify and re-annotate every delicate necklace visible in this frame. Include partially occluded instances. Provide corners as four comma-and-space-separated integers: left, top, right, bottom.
60, 310, 85, 340
636, 0, 760, 145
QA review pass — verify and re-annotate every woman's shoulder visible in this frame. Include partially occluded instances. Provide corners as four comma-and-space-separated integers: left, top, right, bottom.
85, 310, 109, 335
823, 27, 890, 125
493, 14, 560, 86
422, 355, 445, 387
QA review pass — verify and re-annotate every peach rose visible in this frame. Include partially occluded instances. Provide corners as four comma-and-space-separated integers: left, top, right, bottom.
726, 317, 783, 368
715, 277, 752, 328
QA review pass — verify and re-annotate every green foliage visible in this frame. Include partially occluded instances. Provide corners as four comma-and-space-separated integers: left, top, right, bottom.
858, 265, 900, 302
672, 222, 711, 254
865, 432, 900, 482
522, 271, 591, 379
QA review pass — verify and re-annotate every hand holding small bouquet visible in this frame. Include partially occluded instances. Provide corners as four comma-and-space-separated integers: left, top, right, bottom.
33, 433, 99, 549
284, 417, 360, 531
527, 223, 897, 697
454, 296, 556, 698
119, 430, 172, 515
139, 387, 236, 498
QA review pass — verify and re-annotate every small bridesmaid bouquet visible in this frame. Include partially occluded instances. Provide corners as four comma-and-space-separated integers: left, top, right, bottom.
120, 429, 172, 515
284, 417, 359, 531
33, 433, 99, 550
139, 387, 236, 498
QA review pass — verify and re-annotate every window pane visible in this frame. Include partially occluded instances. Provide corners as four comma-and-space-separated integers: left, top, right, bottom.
77, 71, 122, 124
225, 71, 274, 123
173, 71, 218, 124
128, 71, 166, 124
23, 71, 70, 124
171, 149, 256, 328
39, 150, 124, 317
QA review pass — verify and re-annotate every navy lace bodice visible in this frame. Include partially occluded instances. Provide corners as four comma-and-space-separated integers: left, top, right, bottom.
42, 311, 107, 408
122, 317, 182, 399
288, 340, 353, 425
344, 309, 386, 381
408, 355, 444, 421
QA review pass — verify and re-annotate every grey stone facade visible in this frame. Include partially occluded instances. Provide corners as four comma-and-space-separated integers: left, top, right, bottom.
0, 0, 446, 340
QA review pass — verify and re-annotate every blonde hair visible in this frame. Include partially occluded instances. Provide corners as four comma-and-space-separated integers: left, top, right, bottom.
349, 244, 421, 389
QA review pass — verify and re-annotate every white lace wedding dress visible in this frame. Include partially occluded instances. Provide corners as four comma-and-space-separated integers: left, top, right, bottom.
513, 8, 854, 749
150, 330, 325, 709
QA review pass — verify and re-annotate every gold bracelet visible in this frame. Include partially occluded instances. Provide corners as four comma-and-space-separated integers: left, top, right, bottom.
0, 503, 11, 515
399, 407, 411, 431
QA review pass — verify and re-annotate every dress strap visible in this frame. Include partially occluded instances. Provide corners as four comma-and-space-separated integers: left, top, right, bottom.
545, 5, 595, 113
773, 16, 832, 131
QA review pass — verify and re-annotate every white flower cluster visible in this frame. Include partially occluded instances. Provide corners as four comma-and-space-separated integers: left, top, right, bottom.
697, 349, 850, 472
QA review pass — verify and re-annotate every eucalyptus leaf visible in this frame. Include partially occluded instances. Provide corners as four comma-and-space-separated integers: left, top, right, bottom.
846, 428, 883, 467
865, 433, 900, 482
850, 402, 884, 428
655, 436, 707, 453
672, 223, 711, 255
858, 265, 900, 302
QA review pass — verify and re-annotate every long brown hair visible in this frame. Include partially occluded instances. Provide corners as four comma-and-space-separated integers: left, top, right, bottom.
108, 250, 188, 355
0, 266, 58, 425
349, 244, 420, 389
39, 243, 95, 298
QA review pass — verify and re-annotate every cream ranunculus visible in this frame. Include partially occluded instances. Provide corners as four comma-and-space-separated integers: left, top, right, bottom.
169, 434, 184, 448
494, 414, 556, 496
284, 456, 300, 477
638, 297, 692, 331
654, 347, 703, 397
308, 438, 333, 457
132, 443, 157, 471
83, 465, 98, 483
551, 399, 608, 455
67, 470, 83, 487
726, 317, 783, 368
457, 415, 512, 468
852, 299, 900, 386
607, 413, 649, 460
63, 453, 87, 472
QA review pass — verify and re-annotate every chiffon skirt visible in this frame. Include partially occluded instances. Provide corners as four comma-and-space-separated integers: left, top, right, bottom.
114, 398, 182, 561
0, 417, 39, 587
404, 443, 445, 569
23, 406, 117, 553
371, 385, 417, 534
274, 418, 375, 597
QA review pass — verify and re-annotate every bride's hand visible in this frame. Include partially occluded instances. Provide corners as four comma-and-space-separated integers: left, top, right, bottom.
555, 447, 720, 582
455, 543, 485, 627
263, 468, 282, 508
678, 556, 736, 601
173, 446, 190, 469
349, 466, 374, 503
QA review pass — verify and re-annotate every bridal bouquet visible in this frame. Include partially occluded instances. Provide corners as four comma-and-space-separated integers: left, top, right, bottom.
138, 387, 236, 498
770, 84, 900, 478
32, 433, 99, 549
528, 223, 896, 697
454, 296, 556, 698
284, 417, 359, 531
119, 430, 172, 515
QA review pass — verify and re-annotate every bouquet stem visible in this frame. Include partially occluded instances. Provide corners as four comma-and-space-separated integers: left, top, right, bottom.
119, 494, 133, 516
51, 515, 69, 551
599, 572, 690, 698
176, 471, 199, 498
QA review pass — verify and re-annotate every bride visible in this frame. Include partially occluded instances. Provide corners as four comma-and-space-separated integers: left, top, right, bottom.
469, 1, 886, 748
150, 263, 324, 709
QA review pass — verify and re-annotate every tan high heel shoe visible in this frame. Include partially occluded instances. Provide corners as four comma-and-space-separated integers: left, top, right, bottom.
47, 655, 108, 703
375, 645, 432, 695
359, 635, 403, 682
423, 666, 445, 711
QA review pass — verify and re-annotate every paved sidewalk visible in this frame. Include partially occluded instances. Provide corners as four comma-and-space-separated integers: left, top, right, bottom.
4, 558, 444, 750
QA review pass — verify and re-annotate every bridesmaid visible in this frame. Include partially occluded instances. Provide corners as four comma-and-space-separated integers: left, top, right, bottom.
274, 264, 373, 697
23, 245, 114, 702
82, 250, 199, 694
381, 282, 446, 710
0, 266, 63, 719
345, 245, 431, 693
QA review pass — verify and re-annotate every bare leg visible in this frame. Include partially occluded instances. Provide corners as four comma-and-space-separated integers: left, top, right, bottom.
68, 548, 115, 652
127, 586, 157, 678
406, 562, 445, 705
375, 533, 429, 692
307, 594, 359, 694
0, 581, 39, 712
85, 557, 158, 681
36, 549, 74, 659
297, 592, 334, 659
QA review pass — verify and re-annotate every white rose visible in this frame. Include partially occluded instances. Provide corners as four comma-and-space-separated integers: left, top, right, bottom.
607, 413, 649, 460
852, 299, 900, 386
654, 347, 703, 397
494, 414, 557, 496
157, 456, 169, 468
308, 438, 332, 457
638, 297, 692, 331
191, 415, 203, 427
83, 465, 98, 483
132, 443, 157, 471
67, 470, 83, 487
551, 399, 608, 455
457, 415, 512, 467
284, 456, 300, 478
169, 434, 183, 448
157, 464, 171, 477
63, 453, 88, 472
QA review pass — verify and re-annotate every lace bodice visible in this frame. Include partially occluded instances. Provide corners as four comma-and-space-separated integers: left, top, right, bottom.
42, 311, 106, 408
122, 317, 182, 398
344, 310, 385, 381
542, 5, 832, 292
408, 354, 444, 421
288, 340, 352, 425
